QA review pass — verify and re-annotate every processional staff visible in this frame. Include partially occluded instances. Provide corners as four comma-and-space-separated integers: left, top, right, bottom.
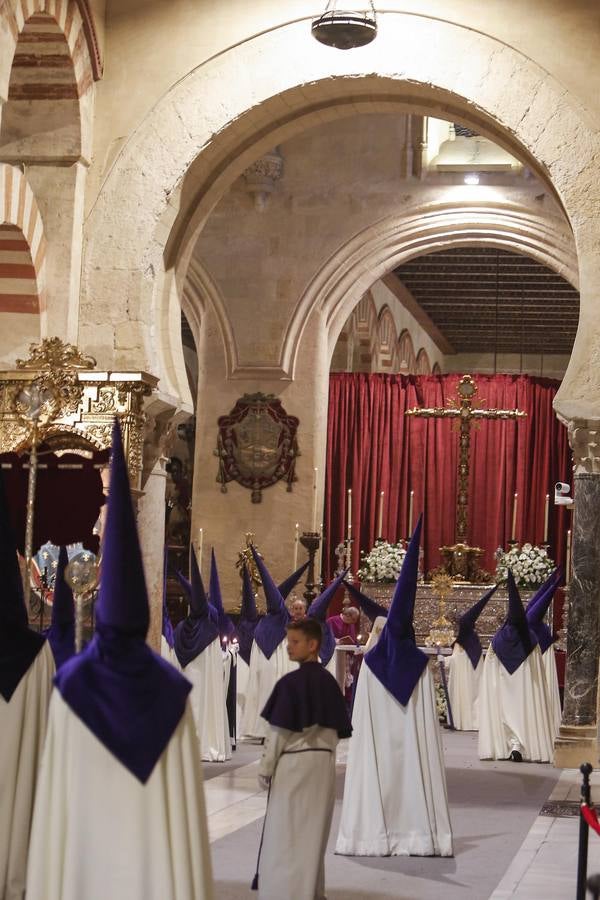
406, 375, 526, 545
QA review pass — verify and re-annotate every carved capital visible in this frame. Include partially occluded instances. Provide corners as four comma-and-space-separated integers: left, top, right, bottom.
567, 418, 600, 474
243, 147, 284, 211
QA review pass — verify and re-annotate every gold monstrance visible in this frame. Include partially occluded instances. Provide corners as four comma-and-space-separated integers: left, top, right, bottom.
406, 375, 526, 581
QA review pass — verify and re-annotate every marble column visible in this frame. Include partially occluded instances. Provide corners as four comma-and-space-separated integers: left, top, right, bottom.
554, 419, 600, 767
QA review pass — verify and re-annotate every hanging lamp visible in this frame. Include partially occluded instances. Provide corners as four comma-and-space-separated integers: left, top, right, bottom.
311, 1, 377, 50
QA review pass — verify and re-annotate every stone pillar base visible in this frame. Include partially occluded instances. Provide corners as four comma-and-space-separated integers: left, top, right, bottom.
554, 724, 599, 768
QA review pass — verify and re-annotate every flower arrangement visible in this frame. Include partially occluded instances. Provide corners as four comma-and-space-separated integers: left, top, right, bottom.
357, 540, 407, 583
435, 682, 448, 723
495, 543, 555, 589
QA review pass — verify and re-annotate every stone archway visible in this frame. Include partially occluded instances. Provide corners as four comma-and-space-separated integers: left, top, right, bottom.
80, 12, 598, 423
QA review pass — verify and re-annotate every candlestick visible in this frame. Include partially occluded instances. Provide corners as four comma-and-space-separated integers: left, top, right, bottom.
511, 493, 518, 542
312, 467, 318, 532
543, 494, 549, 543
347, 488, 352, 541
566, 528, 572, 582
377, 490, 384, 538
197, 527, 203, 574
408, 490, 414, 537
293, 522, 299, 570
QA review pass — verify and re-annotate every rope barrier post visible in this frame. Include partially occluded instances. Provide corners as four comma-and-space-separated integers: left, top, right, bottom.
577, 762, 593, 900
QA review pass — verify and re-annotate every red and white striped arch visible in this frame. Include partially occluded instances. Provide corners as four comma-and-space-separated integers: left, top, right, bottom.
0, 164, 46, 316
374, 306, 398, 371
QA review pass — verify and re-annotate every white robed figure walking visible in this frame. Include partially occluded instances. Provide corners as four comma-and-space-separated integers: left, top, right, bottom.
0, 472, 54, 900
173, 547, 231, 762
254, 618, 352, 900
478, 569, 555, 763
240, 547, 298, 739
26, 420, 213, 900
525, 567, 563, 737
336, 516, 453, 857
447, 585, 498, 731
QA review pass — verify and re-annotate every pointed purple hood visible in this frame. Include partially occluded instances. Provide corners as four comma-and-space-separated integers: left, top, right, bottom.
365, 515, 428, 706
0, 470, 46, 701
491, 570, 538, 674
238, 563, 259, 665
525, 567, 562, 653
307, 570, 348, 666
55, 420, 192, 784
278, 560, 310, 600
175, 557, 219, 630
173, 546, 219, 667
252, 547, 290, 659
209, 548, 235, 639
454, 584, 498, 669
343, 579, 388, 623
44, 545, 75, 669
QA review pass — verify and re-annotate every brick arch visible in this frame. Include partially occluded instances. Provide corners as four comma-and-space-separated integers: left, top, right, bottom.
416, 348, 432, 375
374, 306, 398, 372
398, 330, 417, 375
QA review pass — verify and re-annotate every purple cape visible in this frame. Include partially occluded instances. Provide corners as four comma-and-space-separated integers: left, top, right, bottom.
525, 568, 562, 653
491, 570, 538, 675
238, 563, 259, 666
252, 547, 290, 660
454, 584, 498, 669
173, 546, 219, 667
54, 420, 191, 784
365, 515, 428, 706
44, 545, 76, 670
261, 661, 352, 738
0, 470, 46, 701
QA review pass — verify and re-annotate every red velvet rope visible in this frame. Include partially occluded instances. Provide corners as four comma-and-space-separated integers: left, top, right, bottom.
581, 804, 600, 835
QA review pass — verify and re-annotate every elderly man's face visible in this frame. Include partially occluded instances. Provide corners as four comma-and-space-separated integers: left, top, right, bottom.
341, 607, 359, 625
290, 600, 307, 621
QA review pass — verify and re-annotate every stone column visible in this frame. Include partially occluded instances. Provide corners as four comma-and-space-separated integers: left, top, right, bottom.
554, 419, 600, 767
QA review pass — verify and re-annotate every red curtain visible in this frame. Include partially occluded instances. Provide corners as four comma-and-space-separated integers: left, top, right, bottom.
324, 373, 571, 586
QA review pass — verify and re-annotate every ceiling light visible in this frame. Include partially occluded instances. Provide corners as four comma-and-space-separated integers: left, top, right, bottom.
464, 173, 480, 185
311, 2, 377, 50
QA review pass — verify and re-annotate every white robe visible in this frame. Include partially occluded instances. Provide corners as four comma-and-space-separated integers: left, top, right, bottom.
26, 693, 213, 900
160, 635, 176, 665
178, 637, 232, 762
336, 664, 453, 857
543, 647, 562, 737
0, 642, 54, 900
236, 655, 250, 732
478, 645, 555, 762
447, 644, 482, 731
240, 641, 297, 739
257, 724, 339, 900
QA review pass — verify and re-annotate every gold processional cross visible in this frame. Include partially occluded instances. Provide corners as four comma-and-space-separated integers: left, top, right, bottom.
406, 375, 526, 574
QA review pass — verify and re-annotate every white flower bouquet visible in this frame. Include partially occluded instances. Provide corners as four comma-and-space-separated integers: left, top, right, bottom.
495, 542, 555, 589
357, 540, 407, 583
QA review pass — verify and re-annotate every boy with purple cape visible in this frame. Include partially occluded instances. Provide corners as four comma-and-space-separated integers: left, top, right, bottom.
447, 584, 498, 731
0, 472, 54, 900
478, 570, 554, 763
26, 422, 213, 899
254, 617, 351, 899
336, 516, 453, 857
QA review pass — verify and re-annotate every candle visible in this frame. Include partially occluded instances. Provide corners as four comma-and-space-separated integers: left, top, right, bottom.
511, 493, 518, 542
317, 523, 323, 580
312, 467, 318, 532
566, 529, 572, 582
293, 522, 299, 570
543, 494, 550, 543
347, 488, 352, 541
408, 490, 414, 537
197, 528, 203, 574
377, 490, 384, 538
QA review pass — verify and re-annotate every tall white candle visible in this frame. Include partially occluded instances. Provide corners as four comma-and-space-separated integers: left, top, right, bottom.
543, 494, 550, 543
377, 490, 384, 537
293, 522, 299, 570
347, 489, 352, 541
408, 490, 414, 537
566, 529, 572, 582
198, 527, 203, 574
312, 467, 318, 532
511, 493, 518, 542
